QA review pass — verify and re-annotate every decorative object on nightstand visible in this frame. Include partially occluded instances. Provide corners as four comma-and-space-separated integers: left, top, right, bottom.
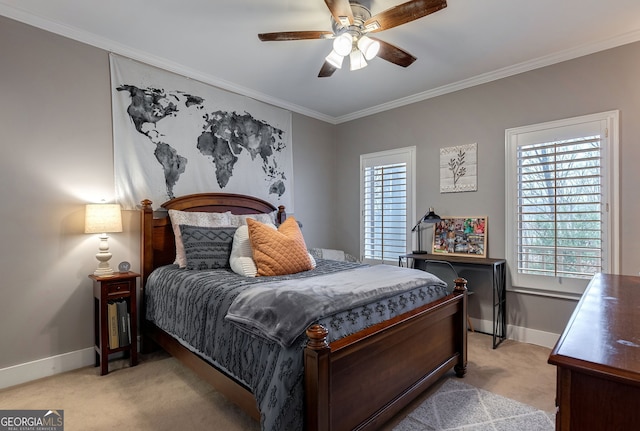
85, 203, 123, 277
411, 207, 441, 253
91, 271, 140, 375
118, 261, 131, 273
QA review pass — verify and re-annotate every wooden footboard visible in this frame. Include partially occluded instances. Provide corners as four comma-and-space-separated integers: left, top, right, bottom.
305, 279, 467, 431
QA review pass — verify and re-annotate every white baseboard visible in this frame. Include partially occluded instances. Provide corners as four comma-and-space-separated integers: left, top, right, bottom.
469, 317, 560, 349
507, 324, 560, 349
1, 338, 143, 390
0, 348, 95, 390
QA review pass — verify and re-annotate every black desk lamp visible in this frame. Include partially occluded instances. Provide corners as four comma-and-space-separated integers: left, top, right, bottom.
411, 208, 441, 254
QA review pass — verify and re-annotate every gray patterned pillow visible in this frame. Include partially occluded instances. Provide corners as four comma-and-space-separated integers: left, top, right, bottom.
168, 209, 231, 268
226, 211, 278, 227
179, 225, 237, 270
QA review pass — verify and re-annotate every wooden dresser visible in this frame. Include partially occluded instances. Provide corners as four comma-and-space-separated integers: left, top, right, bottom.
548, 273, 640, 430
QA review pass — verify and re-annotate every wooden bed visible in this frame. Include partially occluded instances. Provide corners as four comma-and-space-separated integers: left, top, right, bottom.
140, 192, 468, 431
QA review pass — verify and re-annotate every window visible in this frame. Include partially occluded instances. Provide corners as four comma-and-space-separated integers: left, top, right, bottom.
505, 111, 619, 297
360, 147, 416, 264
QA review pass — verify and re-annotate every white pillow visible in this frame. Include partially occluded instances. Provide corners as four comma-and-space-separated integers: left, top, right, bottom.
229, 223, 317, 277
230, 224, 270, 277
168, 210, 231, 268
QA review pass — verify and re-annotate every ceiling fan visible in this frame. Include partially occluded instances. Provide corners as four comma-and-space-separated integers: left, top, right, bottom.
258, 0, 447, 77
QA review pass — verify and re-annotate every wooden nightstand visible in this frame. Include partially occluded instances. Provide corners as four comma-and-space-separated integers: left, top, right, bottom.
90, 272, 140, 375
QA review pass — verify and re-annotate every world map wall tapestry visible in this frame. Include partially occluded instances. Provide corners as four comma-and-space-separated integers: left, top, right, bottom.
110, 54, 294, 211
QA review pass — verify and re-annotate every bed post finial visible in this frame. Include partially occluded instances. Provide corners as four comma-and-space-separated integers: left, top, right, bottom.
277, 205, 286, 225
306, 324, 329, 350
454, 277, 467, 292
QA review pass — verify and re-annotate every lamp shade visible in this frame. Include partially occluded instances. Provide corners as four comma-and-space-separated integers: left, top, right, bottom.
325, 49, 345, 69
85, 204, 123, 234
350, 49, 367, 71
422, 207, 441, 223
357, 35, 380, 60
332, 33, 352, 57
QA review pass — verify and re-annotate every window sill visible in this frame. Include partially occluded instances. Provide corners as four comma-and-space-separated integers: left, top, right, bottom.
508, 286, 582, 301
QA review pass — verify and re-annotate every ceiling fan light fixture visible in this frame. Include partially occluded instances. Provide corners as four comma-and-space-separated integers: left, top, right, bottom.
257, 0, 448, 78
332, 32, 353, 57
350, 49, 367, 71
325, 50, 344, 69
357, 36, 380, 60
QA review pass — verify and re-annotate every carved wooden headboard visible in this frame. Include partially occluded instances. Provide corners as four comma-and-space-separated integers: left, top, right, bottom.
139, 193, 285, 287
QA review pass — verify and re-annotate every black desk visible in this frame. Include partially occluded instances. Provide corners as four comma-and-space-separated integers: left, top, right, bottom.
400, 253, 507, 348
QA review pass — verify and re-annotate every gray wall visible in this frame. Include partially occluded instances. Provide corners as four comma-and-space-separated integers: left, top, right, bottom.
333, 41, 640, 338
2, 13, 640, 370
0, 16, 336, 369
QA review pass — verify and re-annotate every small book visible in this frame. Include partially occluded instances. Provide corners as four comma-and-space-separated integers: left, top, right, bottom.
127, 312, 132, 346
116, 300, 130, 347
107, 302, 119, 349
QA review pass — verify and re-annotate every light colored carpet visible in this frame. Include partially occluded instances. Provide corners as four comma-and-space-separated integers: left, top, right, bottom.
392, 378, 554, 431
0, 332, 556, 431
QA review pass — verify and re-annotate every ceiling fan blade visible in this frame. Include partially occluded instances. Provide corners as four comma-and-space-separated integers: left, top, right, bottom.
364, 0, 447, 33
324, 0, 354, 27
373, 38, 417, 68
318, 61, 338, 78
258, 31, 333, 42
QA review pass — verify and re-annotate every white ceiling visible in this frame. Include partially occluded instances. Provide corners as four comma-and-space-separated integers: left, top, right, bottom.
2, 0, 640, 123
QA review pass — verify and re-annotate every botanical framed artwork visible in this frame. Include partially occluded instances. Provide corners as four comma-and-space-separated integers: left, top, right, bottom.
431, 216, 487, 258
440, 143, 477, 193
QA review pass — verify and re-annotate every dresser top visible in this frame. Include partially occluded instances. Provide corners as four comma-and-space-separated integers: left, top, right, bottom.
549, 273, 640, 382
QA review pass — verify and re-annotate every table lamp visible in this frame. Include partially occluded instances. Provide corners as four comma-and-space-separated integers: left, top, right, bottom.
411, 208, 441, 254
85, 203, 122, 277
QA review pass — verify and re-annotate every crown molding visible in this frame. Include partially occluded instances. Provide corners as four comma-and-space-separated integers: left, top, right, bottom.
334, 28, 640, 124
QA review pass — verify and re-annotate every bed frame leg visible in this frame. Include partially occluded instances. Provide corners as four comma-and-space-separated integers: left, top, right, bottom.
453, 277, 468, 378
304, 324, 331, 431
140, 321, 160, 354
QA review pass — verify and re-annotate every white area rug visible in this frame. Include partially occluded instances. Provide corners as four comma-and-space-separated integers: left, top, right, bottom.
393, 379, 555, 431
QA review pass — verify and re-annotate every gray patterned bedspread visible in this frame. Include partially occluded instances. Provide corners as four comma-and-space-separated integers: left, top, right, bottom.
145, 259, 449, 431
227, 265, 447, 347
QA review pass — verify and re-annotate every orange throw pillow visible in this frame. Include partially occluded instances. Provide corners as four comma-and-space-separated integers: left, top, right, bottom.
247, 217, 312, 276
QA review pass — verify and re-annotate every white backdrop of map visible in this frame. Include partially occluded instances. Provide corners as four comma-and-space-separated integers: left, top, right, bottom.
110, 54, 293, 211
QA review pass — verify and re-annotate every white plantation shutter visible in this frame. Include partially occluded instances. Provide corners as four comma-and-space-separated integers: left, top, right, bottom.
360, 147, 415, 264
506, 111, 619, 297
363, 162, 407, 260
517, 136, 603, 278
